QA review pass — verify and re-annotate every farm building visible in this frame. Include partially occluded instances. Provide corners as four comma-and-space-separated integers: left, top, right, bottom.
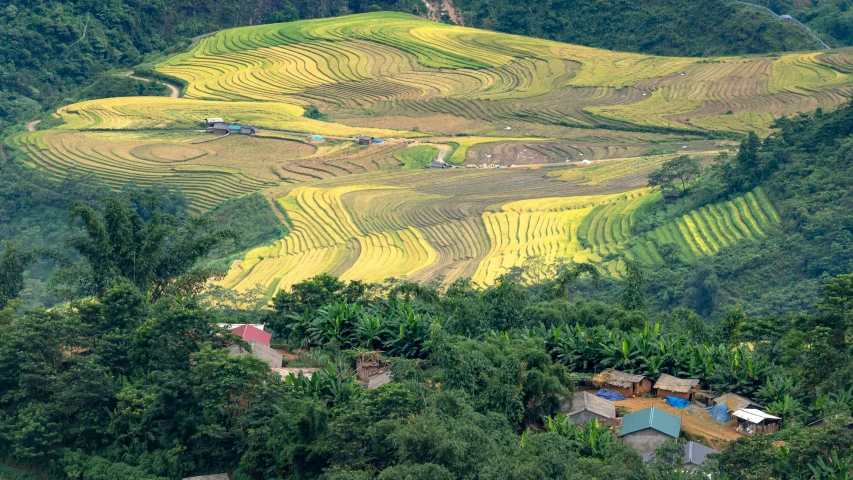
239, 124, 259, 135
712, 393, 763, 413
682, 441, 718, 469
206, 122, 228, 134
619, 407, 681, 456
229, 340, 282, 368
183, 474, 229, 480
563, 391, 616, 424
654, 374, 700, 400
594, 370, 652, 398
358, 135, 374, 145
429, 161, 451, 169
355, 351, 392, 389
204, 118, 224, 127
230, 324, 272, 346
733, 408, 781, 435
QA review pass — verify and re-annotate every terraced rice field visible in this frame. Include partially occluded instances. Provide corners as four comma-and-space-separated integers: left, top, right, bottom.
156, 12, 853, 133
642, 187, 781, 262
7, 13, 806, 292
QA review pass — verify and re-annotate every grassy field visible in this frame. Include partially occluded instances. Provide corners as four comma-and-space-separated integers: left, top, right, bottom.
7, 13, 807, 291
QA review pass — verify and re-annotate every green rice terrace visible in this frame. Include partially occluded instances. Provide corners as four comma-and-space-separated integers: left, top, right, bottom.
8, 11, 833, 293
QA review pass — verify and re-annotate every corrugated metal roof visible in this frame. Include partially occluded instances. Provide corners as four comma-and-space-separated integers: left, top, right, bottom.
684, 441, 718, 465
733, 408, 780, 424
566, 392, 616, 418
619, 407, 681, 438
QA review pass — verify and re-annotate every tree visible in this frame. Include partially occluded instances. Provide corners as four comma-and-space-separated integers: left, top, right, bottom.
0, 242, 35, 309
551, 263, 600, 301
621, 260, 646, 311
666, 155, 702, 191
61, 196, 236, 298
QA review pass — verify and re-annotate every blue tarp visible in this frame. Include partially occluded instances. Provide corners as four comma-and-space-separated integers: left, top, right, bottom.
666, 396, 691, 409
596, 389, 626, 401
372, 138, 384, 143
309, 135, 324, 141
705, 403, 731, 424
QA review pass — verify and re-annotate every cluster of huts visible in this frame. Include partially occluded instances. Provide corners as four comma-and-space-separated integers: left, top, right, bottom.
223, 323, 390, 388
204, 118, 258, 136
559, 369, 787, 466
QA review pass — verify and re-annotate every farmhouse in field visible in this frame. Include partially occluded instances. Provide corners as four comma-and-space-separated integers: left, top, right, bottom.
206, 122, 228, 134
563, 391, 616, 424
239, 124, 259, 135
429, 160, 451, 169
733, 408, 781, 435
654, 373, 700, 400
594, 369, 652, 398
358, 135, 374, 145
204, 118, 224, 127
682, 441, 718, 469
619, 407, 681, 456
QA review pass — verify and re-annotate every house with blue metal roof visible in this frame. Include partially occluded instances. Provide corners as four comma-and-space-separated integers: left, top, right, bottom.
619, 407, 681, 455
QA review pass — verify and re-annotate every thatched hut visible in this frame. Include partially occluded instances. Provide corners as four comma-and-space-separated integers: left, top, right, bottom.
653, 374, 700, 400
592, 369, 652, 398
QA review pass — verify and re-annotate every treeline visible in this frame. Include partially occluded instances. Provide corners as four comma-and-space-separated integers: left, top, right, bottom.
452, 0, 817, 57
1, 195, 852, 478
0, 0, 423, 130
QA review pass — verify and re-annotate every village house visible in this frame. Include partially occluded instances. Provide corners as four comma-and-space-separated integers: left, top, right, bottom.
733, 408, 781, 435
563, 391, 616, 424
429, 160, 451, 169
594, 369, 652, 398
227, 324, 282, 368
619, 407, 681, 456
654, 373, 700, 401
682, 441, 718, 469
356, 351, 392, 389
358, 135, 374, 145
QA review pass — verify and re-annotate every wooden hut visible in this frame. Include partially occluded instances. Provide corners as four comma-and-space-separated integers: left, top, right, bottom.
358, 135, 374, 145
593, 369, 652, 398
355, 351, 391, 389
733, 408, 781, 435
563, 391, 616, 424
653, 374, 700, 401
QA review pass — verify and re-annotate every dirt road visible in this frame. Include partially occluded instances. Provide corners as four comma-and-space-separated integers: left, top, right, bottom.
26, 120, 41, 132
125, 71, 180, 98
614, 397, 743, 450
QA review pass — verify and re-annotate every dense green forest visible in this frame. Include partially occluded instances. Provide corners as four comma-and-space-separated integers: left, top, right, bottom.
1, 192, 852, 479
2, 101, 853, 479
452, 0, 817, 57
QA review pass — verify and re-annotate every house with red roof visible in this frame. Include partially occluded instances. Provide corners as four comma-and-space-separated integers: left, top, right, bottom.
230, 324, 272, 347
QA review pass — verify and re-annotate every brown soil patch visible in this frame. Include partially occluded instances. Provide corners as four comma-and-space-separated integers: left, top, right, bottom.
615, 396, 744, 450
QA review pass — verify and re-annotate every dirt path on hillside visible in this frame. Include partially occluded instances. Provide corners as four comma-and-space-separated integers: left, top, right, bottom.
416, 142, 453, 162
614, 397, 744, 450
442, 0, 464, 26
26, 120, 41, 132
125, 71, 181, 98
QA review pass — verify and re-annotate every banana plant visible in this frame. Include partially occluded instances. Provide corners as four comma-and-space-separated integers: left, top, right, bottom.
355, 314, 385, 350
599, 334, 636, 372
544, 414, 618, 460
